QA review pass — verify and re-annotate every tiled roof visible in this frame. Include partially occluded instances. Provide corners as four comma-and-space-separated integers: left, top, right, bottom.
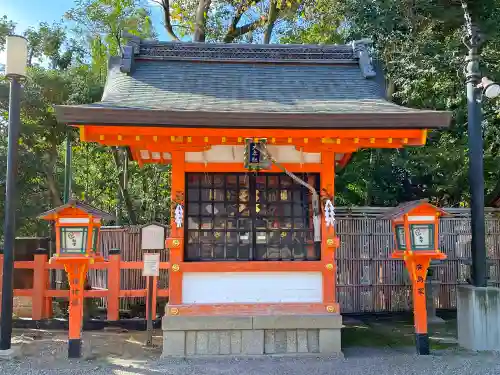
98, 58, 401, 113
55, 40, 451, 129
380, 199, 451, 220
38, 199, 115, 221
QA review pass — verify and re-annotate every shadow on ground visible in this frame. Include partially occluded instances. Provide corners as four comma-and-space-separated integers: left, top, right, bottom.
342, 313, 458, 355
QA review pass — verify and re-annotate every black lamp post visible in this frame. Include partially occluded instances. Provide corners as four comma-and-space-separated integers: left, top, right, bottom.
1, 35, 28, 351
63, 135, 72, 204
462, 2, 500, 287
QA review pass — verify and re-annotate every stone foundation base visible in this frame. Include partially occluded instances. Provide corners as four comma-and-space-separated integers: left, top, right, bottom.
458, 285, 500, 351
162, 315, 342, 357
0, 347, 21, 360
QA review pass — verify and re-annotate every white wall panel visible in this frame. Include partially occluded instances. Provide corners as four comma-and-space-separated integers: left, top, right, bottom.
182, 271, 323, 304
185, 145, 322, 163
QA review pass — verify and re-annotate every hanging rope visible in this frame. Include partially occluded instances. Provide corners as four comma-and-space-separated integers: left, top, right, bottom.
255, 143, 321, 243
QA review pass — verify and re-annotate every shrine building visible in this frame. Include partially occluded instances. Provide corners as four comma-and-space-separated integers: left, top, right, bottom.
55, 37, 451, 356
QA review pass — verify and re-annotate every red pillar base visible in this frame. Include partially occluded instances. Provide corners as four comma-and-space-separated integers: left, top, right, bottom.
68, 338, 82, 358
415, 333, 430, 355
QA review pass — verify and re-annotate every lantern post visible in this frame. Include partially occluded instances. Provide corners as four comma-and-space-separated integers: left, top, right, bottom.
383, 200, 449, 355
38, 200, 113, 358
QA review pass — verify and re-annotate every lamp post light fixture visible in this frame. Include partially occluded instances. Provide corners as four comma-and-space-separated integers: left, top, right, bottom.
1, 35, 28, 352
462, 1, 500, 288
478, 77, 500, 100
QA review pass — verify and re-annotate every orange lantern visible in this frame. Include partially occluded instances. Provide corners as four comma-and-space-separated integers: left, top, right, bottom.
39, 200, 113, 358
382, 199, 449, 355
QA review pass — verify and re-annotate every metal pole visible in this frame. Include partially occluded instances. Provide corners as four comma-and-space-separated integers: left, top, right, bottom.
0, 77, 21, 350
146, 274, 154, 347
463, 5, 487, 287
63, 134, 72, 204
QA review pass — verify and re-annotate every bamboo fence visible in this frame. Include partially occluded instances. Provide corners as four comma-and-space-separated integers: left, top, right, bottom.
93, 207, 500, 313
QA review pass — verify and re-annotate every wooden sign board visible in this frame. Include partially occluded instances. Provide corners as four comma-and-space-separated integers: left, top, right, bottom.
143, 253, 160, 277
141, 223, 166, 250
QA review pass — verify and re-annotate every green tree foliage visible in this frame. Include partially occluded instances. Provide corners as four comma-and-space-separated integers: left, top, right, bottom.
0, 15, 15, 50
283, 0, 500, 207
152, 0, 316, 43
65, 0, 156, 81
0, 10, 168, 238
0, 22, 104, 238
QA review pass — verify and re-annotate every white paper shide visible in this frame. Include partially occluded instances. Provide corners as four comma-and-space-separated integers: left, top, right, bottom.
174, 204, 184, 228
324, 199, 335, 227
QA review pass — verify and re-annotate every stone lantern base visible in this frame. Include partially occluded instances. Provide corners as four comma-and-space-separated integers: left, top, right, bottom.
426, 280, 445, 324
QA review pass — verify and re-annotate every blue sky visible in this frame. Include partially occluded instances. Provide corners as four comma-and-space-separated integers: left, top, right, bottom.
0, 0, 168, 64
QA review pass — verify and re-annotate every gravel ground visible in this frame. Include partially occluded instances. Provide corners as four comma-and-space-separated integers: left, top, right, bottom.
1, 348, 500, 375
1, 329, 499, 375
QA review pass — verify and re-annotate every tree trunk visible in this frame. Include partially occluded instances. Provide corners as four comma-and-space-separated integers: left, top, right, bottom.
159, 0, 181, 41
263, 1, 279, 44
46, 140, 63, 206
193, 0, 212, 42
43, 165, 63, 207
365, 149, 376, 206
111, 146, 137, 224
399, 148, 412, 201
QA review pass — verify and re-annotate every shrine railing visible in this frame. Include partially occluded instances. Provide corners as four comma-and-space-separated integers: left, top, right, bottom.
0, 250, 169, 321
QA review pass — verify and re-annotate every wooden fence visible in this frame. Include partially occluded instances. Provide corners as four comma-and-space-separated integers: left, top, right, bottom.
89, 226, 170, 312
334, 207, 500, 313
0, 250, 169, 320
95, 207, 500, 314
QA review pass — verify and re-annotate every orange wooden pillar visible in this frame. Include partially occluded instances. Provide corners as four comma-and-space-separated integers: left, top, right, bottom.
167, 151, 185, 306
32, 249, 49, 320
402, 214, 430, 354
307, 175, 317, 259
320, 151, 337, 310
107, 248, 121, 321
64, 261, 88, 358
43, 293, 52, 319
400, 253, 432, 354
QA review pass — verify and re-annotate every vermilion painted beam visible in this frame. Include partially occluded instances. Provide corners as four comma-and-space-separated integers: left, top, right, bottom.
91, 135, 420, 150
184, 163, 324, 173
44, 289, 108, 298
166, 303, 340, 316
84, 134, 420, 148
119, 290, 148, 297
44, 261, 170, 270
179, 261, 325, 273
79, 125, 427, 139
13, 289, 33, 296
157, 289, 170, 297
14, 261, 34, 269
